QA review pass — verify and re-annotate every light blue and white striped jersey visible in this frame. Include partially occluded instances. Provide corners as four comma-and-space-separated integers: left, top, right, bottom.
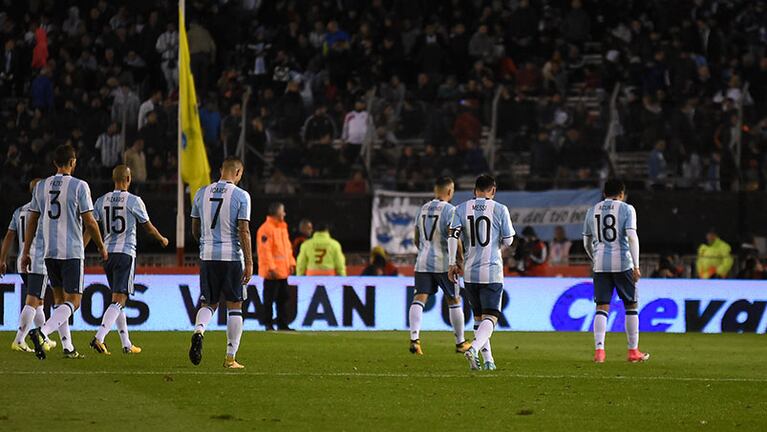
190, 181, 251, 261
29, 174, 94, 260
583, 199, 637, 273
451, 198, 515, 284
8, 203, 46, 274
93, 191, 150, 258
414, 199, 455, 273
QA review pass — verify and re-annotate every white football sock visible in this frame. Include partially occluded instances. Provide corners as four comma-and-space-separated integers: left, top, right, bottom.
471, 318, 495, 352
594, 310, 608, 350
34, 305, 46, 327
226, 309, 243, 357
449, 303, 465, 344
194, 306, 214, 334
96, 303, 122, 343
14, 305, 36, 344
43, 302, 73, 339
116, 310, 132, 348
480, 340, 494, 363
409, 301, 424, 340
626, 309, 639, 349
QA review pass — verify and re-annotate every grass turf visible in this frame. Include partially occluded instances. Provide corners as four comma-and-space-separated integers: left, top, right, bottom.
0, 331, 765, 431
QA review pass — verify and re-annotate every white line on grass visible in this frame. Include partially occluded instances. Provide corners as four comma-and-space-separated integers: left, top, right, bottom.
1, 370, 766, 383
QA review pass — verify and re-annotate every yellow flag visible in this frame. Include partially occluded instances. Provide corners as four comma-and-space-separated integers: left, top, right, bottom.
178, 7, 210, 202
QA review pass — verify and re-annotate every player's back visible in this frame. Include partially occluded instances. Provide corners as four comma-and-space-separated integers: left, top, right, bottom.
10, 203, 46, 274
94, 190, 149, 257
191, 181, 251, 261
584, 198, 636, 273
415, 199, 454, 273
453, 198, 514, 284
31, 174, 93, 259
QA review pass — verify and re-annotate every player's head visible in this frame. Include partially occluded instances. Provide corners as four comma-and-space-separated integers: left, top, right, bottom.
299, 218, 313, 236
474, 174, 496, 198
29, 178, 42, 194
268, 202, 286, 221
522, 226, 537, 240
603, 179, 626, 200
53, 144, 77, 171
315, 222, 330, 233
112, 164, 132, 188
434, 176, 454, 201
706, 227, 719, 244
220, 156, 244, 184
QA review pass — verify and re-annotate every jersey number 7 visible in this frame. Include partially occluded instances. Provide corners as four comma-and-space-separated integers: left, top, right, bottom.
209, 198, 224, 229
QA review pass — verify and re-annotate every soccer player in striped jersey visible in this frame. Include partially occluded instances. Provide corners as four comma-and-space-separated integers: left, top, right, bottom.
188, 157, 253, 369
448, 175, 514, 371
24, 144, 108, 360
88, 165, 169, 355
1, 179, 57, 353
583, 179, 649, 363
409, 177, 471, 355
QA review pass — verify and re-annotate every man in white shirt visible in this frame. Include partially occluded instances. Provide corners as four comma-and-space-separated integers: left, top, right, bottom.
137, 89, 162, 130
341, 100, 373, 164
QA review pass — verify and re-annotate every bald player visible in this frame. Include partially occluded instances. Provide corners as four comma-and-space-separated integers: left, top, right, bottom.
89, 165, 169, 355
189, 156, 253, 369
1, 178, 57, 353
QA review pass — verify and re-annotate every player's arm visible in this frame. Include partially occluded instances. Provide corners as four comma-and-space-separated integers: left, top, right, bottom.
413, 225, 420, 249
0, 229, 16, 277
625, 205, 640, 282
82, 211, 108, 261
500, 206, 515, 249
20, 211, 40, 272
333, 241, 347, 276
191, 218, 201, 242
238, 220, 253, 285
582, 207, 594, 261
296, 242, 308, 276
141, 221, 169, 247
582, 235, 594, 261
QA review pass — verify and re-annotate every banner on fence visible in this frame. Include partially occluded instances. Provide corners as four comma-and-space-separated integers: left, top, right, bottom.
371, 189, 601, 255
1, 276, 765, 333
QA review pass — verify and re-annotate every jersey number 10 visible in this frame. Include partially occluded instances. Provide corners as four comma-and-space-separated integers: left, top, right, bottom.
467, 215, 491, 247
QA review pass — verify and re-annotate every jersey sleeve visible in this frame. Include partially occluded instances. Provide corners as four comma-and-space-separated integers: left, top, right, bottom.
8, 208, 19, 231
582, 207, 594, 236
93, 197, 103, 221
78, 181, 95, 214
441, 204, 455, 233
190, 188, 203, 218
450, 205, 464, 230
500, 205, 515, 239
28, 182, 43, 213
624, 205, 638, 231
131, 196, 150, 224
237, 190, 251, 221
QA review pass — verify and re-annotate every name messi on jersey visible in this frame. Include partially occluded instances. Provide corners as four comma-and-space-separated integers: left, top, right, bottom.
472, 204, 486, 211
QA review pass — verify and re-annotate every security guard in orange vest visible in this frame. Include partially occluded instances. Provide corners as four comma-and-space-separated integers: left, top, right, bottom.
256, 202, 296, 330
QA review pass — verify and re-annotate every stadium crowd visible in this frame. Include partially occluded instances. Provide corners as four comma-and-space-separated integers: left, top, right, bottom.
0, 0, 766, 194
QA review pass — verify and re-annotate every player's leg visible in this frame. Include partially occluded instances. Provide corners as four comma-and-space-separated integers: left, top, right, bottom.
92, 254, 120, 354
467, 283, 502, 370
409, 273, 434, 354
30, 259, 84, 359
223, 261, 245, 369
12, 275, 38, 352
617, 270, 649, 362
31, 277, 56, 349
438, 273, 470, 352
189, 261, 220, 365
592, 273, 613, 363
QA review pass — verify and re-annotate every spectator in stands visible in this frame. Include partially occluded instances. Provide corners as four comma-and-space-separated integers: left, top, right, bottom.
648, 140, 668, 189
30, 68, 53, 111
368, 246, 398, 276
156, 22, 179, 92
549, 226, 572, 265
111, 82, 140, 129
296, 223, 346, 276
0, 39, 20, 97
138, 89, 162, 130
292, 219, 313, 258
264, 169, 296, 195
302, 104, 336, 146
361, 254, 388, 276
95, 121, 123, 178
737, 257, 766, 280
341, 100, 372, 163
561, 0, 591, 44
123, 138, 147, 190
344, 170, 369, 195
516, 226, 549, 276
651, 254, 685, 278
257, 202, 296, 331
696, 229, 734, 279
187, 19, 216, 93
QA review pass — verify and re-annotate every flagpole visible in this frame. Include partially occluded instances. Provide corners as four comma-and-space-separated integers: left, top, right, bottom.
175, 0, 185, 267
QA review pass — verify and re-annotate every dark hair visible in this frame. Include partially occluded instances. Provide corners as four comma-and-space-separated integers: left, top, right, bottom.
522, 226, 536, 237
53, 144, 76, 167
268, 202, 284, 216
603, 179, 625, 197
474, 174, 496, 192
435, 176, 454, 189
315, 222, 331, 232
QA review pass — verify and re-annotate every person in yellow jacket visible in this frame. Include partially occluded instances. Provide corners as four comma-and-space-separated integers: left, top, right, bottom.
296, 224, 346, 276
256, 203, 296, 330
696, 229, 733, 279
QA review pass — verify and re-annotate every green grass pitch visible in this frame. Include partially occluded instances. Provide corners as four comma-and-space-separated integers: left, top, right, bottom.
1, 331, 765, 431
